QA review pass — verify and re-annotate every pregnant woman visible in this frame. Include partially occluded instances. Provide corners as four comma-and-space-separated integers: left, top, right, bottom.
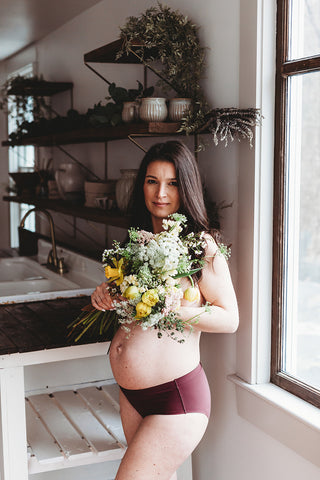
91, 141, 239, 480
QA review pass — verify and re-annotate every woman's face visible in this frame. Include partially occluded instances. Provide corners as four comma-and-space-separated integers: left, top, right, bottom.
143, 160, 180, 232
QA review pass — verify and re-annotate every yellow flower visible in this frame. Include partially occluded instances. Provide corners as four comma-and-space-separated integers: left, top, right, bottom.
124, 285, 140, 299
104, 257, 125, 286
136, 302, 152, 318
184, 287, 200, 303
142, 289, 159, 307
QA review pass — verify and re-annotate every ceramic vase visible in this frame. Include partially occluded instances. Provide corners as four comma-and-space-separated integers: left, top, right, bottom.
139, 97, 168, 122
54, 163, 85, 200
168, 98, 192, 121
115, 169, 138, 212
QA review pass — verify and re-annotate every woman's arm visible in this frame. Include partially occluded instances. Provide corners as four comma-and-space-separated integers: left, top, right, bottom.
178, 236, 239, 334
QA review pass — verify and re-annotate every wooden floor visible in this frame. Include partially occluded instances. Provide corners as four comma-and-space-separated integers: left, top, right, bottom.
25, 381, 126, 474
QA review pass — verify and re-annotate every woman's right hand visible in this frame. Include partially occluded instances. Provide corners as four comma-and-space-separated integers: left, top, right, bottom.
91, 282, 115, 311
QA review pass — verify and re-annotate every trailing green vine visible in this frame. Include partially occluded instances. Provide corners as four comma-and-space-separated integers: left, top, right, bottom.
0, 75, 52, 130
117, 2, 206, 101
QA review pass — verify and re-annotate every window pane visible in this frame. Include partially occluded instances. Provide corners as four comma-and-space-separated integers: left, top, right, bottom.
7, 64, 35, 247
289, 0, 320, 59
283, 71, 320, 390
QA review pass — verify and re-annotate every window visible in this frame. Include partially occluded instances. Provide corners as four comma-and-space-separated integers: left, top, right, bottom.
272, 0, 320, 407
7, 64, 35, 247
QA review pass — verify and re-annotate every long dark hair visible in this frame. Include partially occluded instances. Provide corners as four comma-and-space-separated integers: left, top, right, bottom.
130, 141, 216, 237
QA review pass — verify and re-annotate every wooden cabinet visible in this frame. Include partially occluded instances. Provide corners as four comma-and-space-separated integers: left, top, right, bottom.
0, 295, 125, 479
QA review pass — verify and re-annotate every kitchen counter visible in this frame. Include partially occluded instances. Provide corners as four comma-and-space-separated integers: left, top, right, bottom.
0, 250, 124, 479
0, 247, 96, 354
0, 295, 93, 355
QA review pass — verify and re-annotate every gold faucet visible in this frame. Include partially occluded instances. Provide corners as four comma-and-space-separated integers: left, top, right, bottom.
19, 208, 68, 274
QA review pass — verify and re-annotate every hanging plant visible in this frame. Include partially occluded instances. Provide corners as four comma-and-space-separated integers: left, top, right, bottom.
0, 74, 52, 129
117, 2, 206, 101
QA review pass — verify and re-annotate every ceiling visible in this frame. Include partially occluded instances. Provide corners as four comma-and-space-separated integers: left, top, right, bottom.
0, 0, 102, 62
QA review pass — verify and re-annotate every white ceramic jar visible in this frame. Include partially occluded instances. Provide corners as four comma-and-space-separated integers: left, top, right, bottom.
115, 169, 138, 212
139, 97, 168, 122
121, 101, 140, 123
168, 98, 192, 121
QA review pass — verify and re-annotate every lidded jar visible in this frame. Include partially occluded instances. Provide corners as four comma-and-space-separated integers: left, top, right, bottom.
115, 169, 138, 212
139, 97, 168, 122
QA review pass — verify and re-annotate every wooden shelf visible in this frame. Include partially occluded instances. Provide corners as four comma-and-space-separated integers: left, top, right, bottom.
84, 38, 158, 64
26, 381, 126, 474
1, 121, 181, 147
8, 80, 73, 97
3, 196, 131, 229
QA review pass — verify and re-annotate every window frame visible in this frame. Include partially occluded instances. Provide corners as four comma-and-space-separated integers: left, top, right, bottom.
271, 0, 320, 408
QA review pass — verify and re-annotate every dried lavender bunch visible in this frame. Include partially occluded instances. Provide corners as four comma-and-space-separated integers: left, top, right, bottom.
181, 106, 262, 148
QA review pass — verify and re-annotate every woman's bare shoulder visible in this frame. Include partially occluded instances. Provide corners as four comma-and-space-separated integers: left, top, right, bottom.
202, 232, 219, 257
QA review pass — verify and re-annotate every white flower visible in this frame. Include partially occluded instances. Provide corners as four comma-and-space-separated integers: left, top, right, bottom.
165, 276, 176, 286
140, 312, 163, 329
119, 274, 139, 293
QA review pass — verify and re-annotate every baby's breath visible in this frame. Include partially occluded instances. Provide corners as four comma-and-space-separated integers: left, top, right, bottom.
217, 242, 232, 260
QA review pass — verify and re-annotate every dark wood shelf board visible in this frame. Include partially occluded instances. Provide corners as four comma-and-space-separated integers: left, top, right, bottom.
84, 38, 158, 64
1, 122, 181, 147
2, 196, 131, 229
8, 80, 73, 97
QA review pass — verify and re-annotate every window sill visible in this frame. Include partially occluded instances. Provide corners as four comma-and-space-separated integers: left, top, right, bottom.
228, 374, 320, 468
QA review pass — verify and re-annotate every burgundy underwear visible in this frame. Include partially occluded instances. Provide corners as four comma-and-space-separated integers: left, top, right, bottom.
119, 363, 211, 418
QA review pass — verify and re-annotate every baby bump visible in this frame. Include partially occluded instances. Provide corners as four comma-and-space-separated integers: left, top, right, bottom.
109, 325, 201, 390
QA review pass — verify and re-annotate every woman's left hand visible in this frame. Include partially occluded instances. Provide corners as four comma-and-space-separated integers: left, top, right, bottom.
91, 282, 116, 311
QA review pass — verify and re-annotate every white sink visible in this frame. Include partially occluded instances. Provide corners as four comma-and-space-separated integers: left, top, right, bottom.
0, 240, 105, 305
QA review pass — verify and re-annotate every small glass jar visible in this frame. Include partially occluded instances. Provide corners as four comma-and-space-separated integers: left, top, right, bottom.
139, 97, 168, 122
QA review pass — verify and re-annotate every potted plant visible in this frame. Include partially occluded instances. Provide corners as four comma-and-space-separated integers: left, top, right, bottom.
117, 3, 261, 147
118, 3, 206, 102
87, 80, 154, 127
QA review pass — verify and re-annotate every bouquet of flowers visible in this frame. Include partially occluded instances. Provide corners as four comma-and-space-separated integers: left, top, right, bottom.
68, 214, 211, 343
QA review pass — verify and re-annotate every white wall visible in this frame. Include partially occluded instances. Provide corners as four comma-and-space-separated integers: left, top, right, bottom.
0, 1, 320, 479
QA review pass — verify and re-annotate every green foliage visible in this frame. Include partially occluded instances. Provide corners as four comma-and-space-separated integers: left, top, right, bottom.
118, 3, 261, 147
0, 75, 52, 130
2, 78, 155, 144
118, 2, 206, 101
108, 81, 154, 104
1, 8, 262, 149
